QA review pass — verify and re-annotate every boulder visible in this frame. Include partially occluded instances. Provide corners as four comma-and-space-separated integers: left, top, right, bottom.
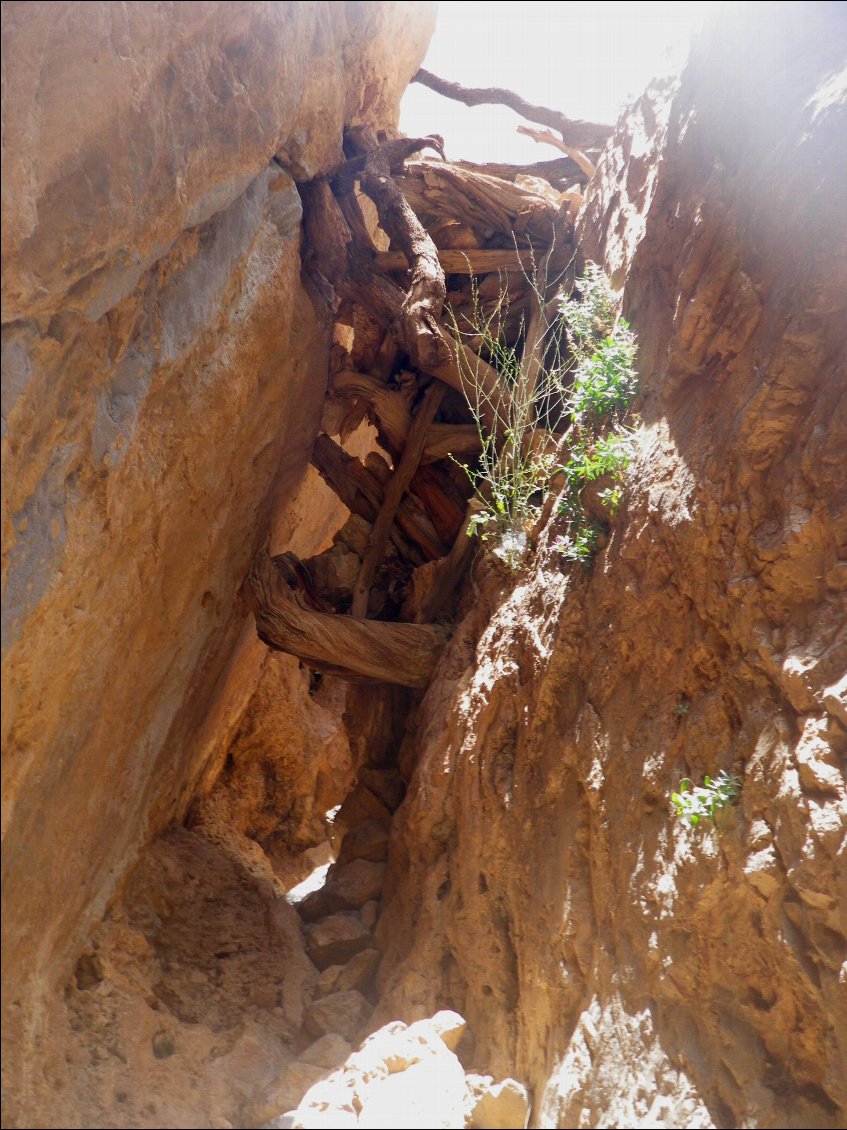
469, 1078, 531, 1129
315, 948, 382, 998
299, 1034, 353, 1071
297, 861, 386, 922
337, 820, 390, 866
251, 1063, 330, 1127
303, 913, 371, 970
357, 1045, 468, 1129
357, 767, 406, 813
304, 990, 373, 1043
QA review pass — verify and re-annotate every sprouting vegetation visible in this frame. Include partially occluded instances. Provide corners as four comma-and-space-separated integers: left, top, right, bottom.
449, 260, 639, 570
672, 771, 742, 827
449, 264, 566, 568
552, 265, 638, 566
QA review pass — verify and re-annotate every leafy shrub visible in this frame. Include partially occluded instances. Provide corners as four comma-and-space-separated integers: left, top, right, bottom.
551, 268, 638, 565
672, 771, 742, 827
449, 268, 566, 568
449, 261, 637, 570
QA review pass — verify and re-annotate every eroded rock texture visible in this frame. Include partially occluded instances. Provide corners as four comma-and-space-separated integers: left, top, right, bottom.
1, 2, 434, 1124
376, 8, 846, 1128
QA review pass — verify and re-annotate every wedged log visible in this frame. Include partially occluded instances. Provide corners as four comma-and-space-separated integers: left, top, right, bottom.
375, 248, 537, 274
248, 551, 447, 688
331, 369, 481, 463
412, 68, 612, 151
302, 173, 509, 425
311, 434, 446, 562
301, 178, 404, 329
351, 381, 446, 617
357, 140, 450, 374
456, 156, 588, 189
410, 462, 469, 545
338, 190, 379, 254
397, 161, 561, 243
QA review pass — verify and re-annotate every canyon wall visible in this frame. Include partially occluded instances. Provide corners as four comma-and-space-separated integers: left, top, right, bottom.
1, 0, 434, 1118
3, 2, 845, 1128
376, 7, 846, 1127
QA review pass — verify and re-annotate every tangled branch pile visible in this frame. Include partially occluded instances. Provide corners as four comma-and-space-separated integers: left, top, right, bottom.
249, 77, 617, 687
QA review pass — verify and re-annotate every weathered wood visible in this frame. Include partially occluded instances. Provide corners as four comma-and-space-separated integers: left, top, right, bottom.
375, 248, 536, 274
300, 178, 404, 329
351, 382, 447, 617
410, 462, 469, 545
249, 551, 447, 688
520, 249, 553, 402
311, 434, 446, 562
332, 134, 445, 194
338, 190, 379, 254
403, 503, 480, 624
302, 172, 510, 427
456, 156, 588, 188
331, 369, 481, 463
396, 161, 561, 246
358, 142, 451, 374
420, 423, 481, 463
516, 124, 597, 178
332, 369, 412, 456
412, 68, 612, 151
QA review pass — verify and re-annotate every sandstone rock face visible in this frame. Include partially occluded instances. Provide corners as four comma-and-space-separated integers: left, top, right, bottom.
1, 1, 434, 1124
36, 829, 318, 1128
376, 8, 847, 1128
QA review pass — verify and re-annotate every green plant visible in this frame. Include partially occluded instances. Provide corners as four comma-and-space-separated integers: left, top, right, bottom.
555, 521, 603, 565
449, 265, 567, 568
551, 268, 639, 564
449, 261, 638, 570
672, 771, 742, 827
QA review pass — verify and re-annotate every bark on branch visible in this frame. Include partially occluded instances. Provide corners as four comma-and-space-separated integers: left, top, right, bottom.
413, 68, 612, 151
358, 141, 451, 374
248, 551, 447, 687
350, 381, 447, 617
311, 433, 446, 562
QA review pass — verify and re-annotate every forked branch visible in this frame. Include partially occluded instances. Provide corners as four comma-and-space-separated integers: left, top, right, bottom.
413, 68, 612, 151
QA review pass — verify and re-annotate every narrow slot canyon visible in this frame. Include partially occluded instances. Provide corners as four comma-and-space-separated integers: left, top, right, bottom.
2, 3, 845, 1128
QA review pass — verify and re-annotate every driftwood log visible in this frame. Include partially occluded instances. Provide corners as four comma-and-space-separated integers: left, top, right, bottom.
248, 551, 447, 688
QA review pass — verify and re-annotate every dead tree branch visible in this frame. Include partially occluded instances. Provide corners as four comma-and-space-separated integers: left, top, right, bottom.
413, 68, 612, 151
516, 125, 597, 178
248, 551, 447, 687
351, 381, 447, 617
